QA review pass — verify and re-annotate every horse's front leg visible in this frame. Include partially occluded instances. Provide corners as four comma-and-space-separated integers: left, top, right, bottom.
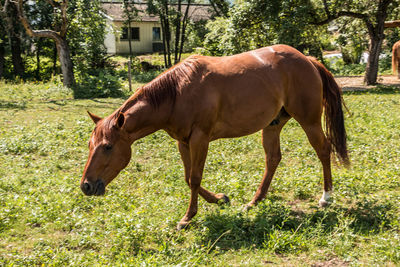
178, 141, 229, 205
177, 130, 210, 230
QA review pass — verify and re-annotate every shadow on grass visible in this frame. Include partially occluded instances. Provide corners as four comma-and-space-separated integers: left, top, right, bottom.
0, 100, 27, 110
197, 198, 395, 251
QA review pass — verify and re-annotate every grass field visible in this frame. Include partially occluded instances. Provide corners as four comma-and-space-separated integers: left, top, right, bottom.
0, 80, 399, 266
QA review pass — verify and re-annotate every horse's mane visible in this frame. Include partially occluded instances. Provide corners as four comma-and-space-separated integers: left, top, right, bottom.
100, 57, 201, 131
119, 57, 201, 114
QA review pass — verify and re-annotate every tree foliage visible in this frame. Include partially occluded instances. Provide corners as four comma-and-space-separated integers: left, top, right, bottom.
335, 18, 368, 64
204, 0, 400, 84
311, 0, 400, 84
204, 0, 325, 58
68, 0, 108, 70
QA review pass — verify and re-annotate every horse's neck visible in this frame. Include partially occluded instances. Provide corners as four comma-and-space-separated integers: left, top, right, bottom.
123, 100, 171, 142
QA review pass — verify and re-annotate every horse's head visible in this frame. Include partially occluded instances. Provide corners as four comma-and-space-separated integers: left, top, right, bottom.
80, 111, 132, 196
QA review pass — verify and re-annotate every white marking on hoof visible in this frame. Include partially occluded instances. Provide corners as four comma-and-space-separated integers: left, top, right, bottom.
319, 191, 332, 207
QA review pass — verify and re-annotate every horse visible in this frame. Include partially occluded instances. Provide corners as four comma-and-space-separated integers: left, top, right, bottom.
392, 40, 400, 79
80, 44, 349, 230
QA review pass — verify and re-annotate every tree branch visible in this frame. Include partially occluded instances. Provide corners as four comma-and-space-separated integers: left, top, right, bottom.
312, 1, 375, 37
313, 10, 370, 25
14, 0, 62, 42
60, 0, 68, 37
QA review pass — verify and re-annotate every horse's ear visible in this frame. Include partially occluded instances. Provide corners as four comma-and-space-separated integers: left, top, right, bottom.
87, 111, 102, 124
115, 111, 125, 129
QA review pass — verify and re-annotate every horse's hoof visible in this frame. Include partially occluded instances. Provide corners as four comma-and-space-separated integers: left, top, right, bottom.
319, 199, 331, 207
216, 193, 230, 205
177, 221, 190, 231
319, 191, 332, 207
243, 203, 255, 212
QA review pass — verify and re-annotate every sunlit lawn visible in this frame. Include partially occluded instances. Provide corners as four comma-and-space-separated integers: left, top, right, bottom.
0, 81, 399, 266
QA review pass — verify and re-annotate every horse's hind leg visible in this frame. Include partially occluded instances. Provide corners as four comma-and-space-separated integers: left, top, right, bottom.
178, 141, 229, 204
246, 116, 290, 209
299, 122, 333, 206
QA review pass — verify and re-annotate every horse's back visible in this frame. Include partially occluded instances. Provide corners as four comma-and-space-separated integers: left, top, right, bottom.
173, 45, 324, 140
195, 45, 322, 107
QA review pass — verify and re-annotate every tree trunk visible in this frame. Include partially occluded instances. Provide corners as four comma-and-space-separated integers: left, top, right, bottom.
174, 0, 182, 64
9, 34, 24, 78
161, 17, 168, 68
128, 20, 133, 63
2, 1, 24, 78
53, 41, 58, 76
162, 0, 171, 67
36, 38, 42, 80
313, 0, 393, 85
14, 0, 75, 87
178, 0, 191, 62
127, 20, 133, 91
0, 42, 5, 79
161, 15, 172, 68
364, 36, 384, 85
164, 22, 172, 66
364, 1, 389, 85
56, 38, 75, 87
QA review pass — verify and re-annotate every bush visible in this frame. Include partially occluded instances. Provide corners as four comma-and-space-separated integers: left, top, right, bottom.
73, 69, 125, 99
325, 53, 393, 76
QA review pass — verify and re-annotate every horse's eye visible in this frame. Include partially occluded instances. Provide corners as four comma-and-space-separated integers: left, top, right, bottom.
104, 144, 113, 151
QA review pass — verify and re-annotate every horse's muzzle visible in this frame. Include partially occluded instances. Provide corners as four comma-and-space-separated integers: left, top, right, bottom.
81, 179, 105, 196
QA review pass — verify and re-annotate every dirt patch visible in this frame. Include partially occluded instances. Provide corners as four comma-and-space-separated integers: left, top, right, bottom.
335, 75, 400, 91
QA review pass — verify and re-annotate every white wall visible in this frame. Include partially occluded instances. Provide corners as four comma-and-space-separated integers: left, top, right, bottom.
104, 20, 117, 54
109, 21, 163, 54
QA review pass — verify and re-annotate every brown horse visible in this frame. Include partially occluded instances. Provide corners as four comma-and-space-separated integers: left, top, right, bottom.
81, 44, 349, 229
392, 40, 400, 79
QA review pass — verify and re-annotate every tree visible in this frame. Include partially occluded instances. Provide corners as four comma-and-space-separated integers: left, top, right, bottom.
204, 0, 324, 59
172, 0, 192, 64
0, 9, 6, 79
208, 0, 229, 18
0, 0, 25, 78
68, 0, 107, 70
335, 18, 368, 64
312, 0, 400, 85
148, 0, 172, 67
13, 0, 75, 87
148, 0, 194, 67
122, 0, 138, 65
0, 30, 5, 79
25, 1, 56, 80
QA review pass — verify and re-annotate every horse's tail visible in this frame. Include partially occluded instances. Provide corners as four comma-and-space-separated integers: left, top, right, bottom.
392, 44, 398, 75
307, 56, 349, 166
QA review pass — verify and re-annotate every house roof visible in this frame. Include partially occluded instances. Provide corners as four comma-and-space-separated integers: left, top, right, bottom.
101, 2, 214, 23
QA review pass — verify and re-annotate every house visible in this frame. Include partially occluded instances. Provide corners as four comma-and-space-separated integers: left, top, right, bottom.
101, 2, 213, 55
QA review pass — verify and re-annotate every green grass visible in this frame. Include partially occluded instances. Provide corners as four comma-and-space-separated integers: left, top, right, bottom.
0, 81, 399, 266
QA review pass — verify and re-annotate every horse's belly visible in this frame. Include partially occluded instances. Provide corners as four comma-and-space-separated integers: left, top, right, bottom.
210, 111, 275, 140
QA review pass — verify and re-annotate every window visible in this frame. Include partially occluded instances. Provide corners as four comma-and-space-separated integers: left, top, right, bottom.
152, 27, 161, 41
121, 27, 140, 41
